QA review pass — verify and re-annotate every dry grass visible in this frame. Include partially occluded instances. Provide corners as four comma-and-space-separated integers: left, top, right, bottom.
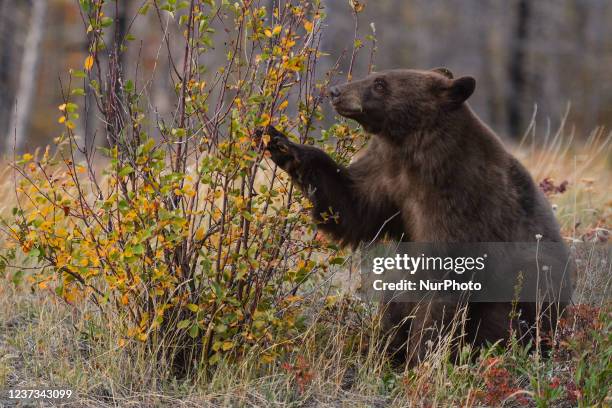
0, 125, 610, 407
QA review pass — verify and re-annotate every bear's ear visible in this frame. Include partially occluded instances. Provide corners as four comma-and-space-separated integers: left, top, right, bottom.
443, 76, 475, 108
431, 67, 453, 79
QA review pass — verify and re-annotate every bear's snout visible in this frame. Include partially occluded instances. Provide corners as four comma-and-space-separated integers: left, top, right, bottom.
329, 86, 341, 99
329, 84, 363, 117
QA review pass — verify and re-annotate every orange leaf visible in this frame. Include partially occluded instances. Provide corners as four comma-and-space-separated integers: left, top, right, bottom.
84, 55, 94, 71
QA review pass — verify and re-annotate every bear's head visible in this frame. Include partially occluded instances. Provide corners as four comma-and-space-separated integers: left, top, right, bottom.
328, 68, 475, 140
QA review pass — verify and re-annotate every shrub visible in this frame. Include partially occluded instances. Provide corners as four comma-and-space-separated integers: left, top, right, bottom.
1, 0, 364, 374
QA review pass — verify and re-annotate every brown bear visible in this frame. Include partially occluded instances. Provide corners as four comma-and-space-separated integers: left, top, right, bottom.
259, 68, 571, 365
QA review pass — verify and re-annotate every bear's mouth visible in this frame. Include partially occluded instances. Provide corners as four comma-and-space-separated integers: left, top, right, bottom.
332, 102, 363, 118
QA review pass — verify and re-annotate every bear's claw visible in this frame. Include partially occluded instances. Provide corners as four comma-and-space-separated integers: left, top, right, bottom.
255, 125, 298, 170
254, 125, 287, 143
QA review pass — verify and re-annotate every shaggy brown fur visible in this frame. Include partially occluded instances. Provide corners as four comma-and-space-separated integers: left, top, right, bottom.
260, 68, 570, 365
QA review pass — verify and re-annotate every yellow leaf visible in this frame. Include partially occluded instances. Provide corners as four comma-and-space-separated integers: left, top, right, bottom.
222, 341, 234, 351
264, 29, 273, 38
235, 196, 244, 208
195, 227, 205, 241
325, 295, 338, 308
278, 100, 289, 111
260, 113, 271, 127
261, 353, 275, 363
349, 0, 365, 13
303, 21, 313, 33
121, 293, 129, 305
64, 289, 77, 304
22, 153, 33, 162
272, 25, 282, 35
84, 55, 94, 71
58, 116, 66, 124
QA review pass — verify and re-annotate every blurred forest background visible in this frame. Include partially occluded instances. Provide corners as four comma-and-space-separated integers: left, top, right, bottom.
1, 0, 611, 154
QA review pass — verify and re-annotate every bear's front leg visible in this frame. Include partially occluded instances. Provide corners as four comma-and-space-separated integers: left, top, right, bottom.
256, 125, 347, 203
257, 126, 403, 247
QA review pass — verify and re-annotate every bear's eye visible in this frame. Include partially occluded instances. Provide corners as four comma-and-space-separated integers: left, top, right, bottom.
373, 80, 385, 92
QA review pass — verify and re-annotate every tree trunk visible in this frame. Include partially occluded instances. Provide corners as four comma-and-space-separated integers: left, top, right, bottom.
0, 0, 17, 154
507, 0, 530, 140
7, 0, 46, 153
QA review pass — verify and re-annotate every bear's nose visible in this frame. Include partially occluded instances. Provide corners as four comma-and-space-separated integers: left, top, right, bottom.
329, 86, 341, 99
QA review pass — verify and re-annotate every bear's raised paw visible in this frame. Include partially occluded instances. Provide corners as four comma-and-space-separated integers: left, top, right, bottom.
255, 126, 300, 170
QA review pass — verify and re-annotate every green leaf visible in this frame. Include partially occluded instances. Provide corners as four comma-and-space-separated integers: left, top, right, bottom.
139, 4, 150, 15
211, 281, 224, 300
79, 0, 92, 13
186, 303, 199, 312
172, 128, 186, 138
101, 17, 113, 27
208, 352, 220, 364
71, 88, 85, 96
253, 320, 266, 329
329, 257, 345, 265
177, 319, 191, 329
118, 200, 130, 212
189, 324, 199, 338
118, 166, 134, 177
11, 270, 24, 285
